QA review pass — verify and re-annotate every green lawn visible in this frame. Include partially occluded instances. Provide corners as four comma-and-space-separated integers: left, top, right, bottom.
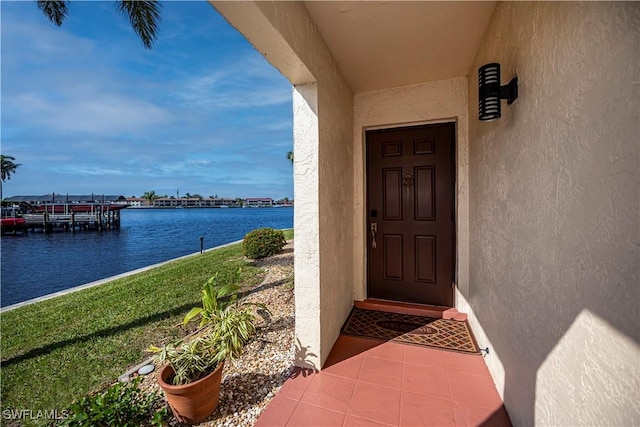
0, 230, 292, 422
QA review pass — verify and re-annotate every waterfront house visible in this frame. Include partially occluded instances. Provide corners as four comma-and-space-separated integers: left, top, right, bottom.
213, 2, 638, 424
274, 199, 294, 207
152, 197, 176, 207
125, 197, 145, 207
150, 197, 245, 207
245, 197, 274, 207
123, 197, 274, 208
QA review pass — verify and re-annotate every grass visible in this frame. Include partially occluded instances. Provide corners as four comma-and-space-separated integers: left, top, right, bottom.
1, 229, 293, 422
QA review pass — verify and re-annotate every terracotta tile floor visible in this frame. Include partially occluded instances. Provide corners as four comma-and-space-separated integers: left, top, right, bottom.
256, 336, 511, 427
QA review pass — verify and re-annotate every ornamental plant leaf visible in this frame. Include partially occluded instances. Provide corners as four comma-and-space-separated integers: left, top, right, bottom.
182, 307, 203, 326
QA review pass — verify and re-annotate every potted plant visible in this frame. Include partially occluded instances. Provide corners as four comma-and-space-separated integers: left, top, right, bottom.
149, 269, 266, 425
150, 335, 224, 425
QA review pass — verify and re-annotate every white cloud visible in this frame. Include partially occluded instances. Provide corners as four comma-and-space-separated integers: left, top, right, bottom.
58, 166, 130, 176
176, 54, 292, 111
10, 92, 172, 135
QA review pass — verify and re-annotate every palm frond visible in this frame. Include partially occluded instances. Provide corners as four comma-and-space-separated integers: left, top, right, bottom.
37, 0, 69, 26
0, 155, 21, 182
116, 0, 161, 49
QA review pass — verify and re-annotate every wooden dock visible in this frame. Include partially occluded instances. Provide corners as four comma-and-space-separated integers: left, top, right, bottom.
17, 204, 124, 233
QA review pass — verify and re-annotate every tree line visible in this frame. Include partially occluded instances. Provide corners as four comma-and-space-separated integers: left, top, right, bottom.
138, 192, 290, 205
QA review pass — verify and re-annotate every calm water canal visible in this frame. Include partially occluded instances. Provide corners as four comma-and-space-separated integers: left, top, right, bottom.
0, 207, 293, 307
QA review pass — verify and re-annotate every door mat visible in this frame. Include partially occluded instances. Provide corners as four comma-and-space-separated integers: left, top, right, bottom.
341, 307, 480, 354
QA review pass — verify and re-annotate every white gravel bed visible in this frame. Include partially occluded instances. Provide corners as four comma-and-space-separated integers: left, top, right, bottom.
139, 241, 296, 426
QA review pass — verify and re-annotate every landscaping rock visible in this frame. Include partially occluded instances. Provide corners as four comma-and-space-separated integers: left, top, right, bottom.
138, 364, 155, 375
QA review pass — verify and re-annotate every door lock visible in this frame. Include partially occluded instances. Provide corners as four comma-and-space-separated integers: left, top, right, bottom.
371, 222, 377, 249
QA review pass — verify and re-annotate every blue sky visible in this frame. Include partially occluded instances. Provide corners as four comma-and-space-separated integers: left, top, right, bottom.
1, 1, 293, 199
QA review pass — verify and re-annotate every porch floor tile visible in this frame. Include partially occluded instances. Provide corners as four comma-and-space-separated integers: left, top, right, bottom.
255, 336, 512, 427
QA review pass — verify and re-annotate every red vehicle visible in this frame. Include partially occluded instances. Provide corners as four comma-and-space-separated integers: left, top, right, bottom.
1, 207, 26, 231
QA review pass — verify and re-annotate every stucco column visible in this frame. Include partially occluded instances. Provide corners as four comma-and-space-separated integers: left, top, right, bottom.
211, 0, 356, 370
292, 83, 322, 369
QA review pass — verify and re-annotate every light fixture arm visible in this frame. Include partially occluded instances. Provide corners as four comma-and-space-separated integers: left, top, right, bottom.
501, 77, 518, 105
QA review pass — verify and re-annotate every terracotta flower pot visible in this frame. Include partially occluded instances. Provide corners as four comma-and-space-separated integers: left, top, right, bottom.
158, 362, 224, 425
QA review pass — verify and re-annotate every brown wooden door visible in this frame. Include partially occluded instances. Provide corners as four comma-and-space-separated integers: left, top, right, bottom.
367, 123, 455, 306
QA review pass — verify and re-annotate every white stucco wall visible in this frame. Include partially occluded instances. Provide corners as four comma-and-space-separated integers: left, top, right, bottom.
466, 2, 640, 425
212, 1, 355, 369
316, 79, 356, 369
292, 83, 321, 367
353, 77, 470, 306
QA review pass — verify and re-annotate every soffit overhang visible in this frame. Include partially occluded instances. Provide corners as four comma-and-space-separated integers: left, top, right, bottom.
303, 1, 497, 92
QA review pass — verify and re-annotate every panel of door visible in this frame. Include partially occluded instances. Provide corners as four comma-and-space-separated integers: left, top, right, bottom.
366, 123, 455, 306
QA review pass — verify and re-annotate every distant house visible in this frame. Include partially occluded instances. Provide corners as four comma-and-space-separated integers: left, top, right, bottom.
201, 197, 236, 207
125, 197, 145, 207
148, 197, 240, 208
218, 198, 237, 207
245, 198, 273, 207
181, 198, 203, 207
153, 197, 177, 207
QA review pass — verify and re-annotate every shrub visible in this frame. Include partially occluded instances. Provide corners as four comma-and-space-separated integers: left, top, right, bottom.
60, 377, 168, 427
242, 228, 286, 259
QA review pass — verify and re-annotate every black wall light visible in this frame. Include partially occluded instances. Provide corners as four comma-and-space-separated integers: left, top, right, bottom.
478, 63, 518, 121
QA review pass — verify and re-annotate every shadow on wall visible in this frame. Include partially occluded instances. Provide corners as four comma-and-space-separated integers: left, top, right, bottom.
467, 2, 639, 425
295, 338, 319, 371
473, 282, 639, 425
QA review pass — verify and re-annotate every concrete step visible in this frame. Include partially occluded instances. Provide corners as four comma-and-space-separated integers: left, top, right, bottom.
355, 298, 468, 321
